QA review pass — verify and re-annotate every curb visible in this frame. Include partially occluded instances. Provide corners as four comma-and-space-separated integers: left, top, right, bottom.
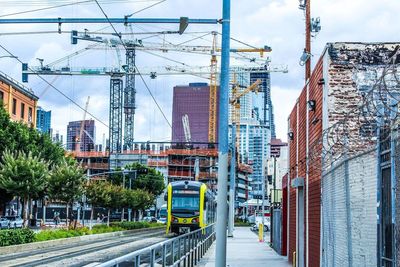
0, 226, 164, 255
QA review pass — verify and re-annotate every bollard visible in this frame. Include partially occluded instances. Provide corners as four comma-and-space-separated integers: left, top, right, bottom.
258, 223, 264, 242
293, 251, 296, 267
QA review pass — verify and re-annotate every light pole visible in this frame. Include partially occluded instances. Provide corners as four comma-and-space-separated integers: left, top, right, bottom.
0, 55, 17, 59
216, 0, 231, 265
228, 123, 236, 237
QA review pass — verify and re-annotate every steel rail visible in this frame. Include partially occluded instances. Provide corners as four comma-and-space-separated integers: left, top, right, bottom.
96, 223, 215, 267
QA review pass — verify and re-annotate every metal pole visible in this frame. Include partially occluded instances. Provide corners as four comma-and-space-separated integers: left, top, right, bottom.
0, 18, 219, 24
122, 170, 126, 221
261, 156, 265, 242
305, 0, 311, 81
215, 0, 230, 265
273, 156, 277, 203
228, 124, 236, 237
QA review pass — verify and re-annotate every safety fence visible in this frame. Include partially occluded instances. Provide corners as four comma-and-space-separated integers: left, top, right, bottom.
97, 223, 215, 267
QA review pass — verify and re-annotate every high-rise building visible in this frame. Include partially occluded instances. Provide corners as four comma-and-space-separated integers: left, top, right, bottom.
36, 106, 51, 134
66, 120, 95, 151
172, 83, 218, 145
250, 71, 276, 138
229, 119, 270, 196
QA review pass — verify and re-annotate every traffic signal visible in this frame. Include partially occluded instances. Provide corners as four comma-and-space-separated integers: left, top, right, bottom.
137, 168, 148, 175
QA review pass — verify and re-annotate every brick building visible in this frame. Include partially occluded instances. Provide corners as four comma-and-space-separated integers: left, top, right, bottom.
285, 42, 399, 267
0, 71, 38, 127
287, 55, 323, 267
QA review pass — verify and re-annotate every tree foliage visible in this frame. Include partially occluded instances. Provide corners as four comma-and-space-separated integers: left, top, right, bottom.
0, 106, 64, 166
48, 158, 86, 204
124, 162, 165, 197
0, 150, 50, 225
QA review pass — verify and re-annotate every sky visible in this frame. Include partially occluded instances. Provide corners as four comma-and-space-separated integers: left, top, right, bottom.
0, 0, 399, 145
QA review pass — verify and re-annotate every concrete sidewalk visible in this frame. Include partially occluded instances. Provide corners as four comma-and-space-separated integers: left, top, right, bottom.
197, 227, 290, 267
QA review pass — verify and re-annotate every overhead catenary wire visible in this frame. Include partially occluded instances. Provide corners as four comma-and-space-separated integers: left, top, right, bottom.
94, 0, 173, 129
0, 43, 109, 128
0, 0, 159, 17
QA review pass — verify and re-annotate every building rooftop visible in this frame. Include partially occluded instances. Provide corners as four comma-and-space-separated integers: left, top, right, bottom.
0, 71, 38, 100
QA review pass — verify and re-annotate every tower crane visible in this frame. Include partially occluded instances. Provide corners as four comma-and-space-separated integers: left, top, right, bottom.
230, 79, 261, 162
182, 114, 191, 143
75, 96, 90, 152
207, 32, 271, 143
22, 33, 281, 153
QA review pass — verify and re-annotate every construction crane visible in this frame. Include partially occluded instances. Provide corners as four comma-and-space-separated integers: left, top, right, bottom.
208, 32, 271, 143
22, 33, 279, 153
182, 114, 191, 143
75, 96, 90, 152
230, 79, 262, 161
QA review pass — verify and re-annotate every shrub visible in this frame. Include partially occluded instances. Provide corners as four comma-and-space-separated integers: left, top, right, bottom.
91, 224, 123, 234
35, 227, 91, 242
0, 228, 35, 247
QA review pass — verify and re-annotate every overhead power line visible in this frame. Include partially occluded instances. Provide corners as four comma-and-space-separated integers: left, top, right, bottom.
0, 43, 109, 128
94, 0, 173, 129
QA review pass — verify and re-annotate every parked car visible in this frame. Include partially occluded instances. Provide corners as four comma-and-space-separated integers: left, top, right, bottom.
157, 217, 167, 224
143, 216, 157, 223
4, 216, 23, 229
0, 217, 9, 229
251, 221, 270, 232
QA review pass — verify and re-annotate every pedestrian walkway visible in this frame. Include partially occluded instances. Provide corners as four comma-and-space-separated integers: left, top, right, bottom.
197, 227, 290, 267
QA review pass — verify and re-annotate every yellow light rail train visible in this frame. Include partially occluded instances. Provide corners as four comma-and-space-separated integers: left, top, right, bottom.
165, 181, 216, 234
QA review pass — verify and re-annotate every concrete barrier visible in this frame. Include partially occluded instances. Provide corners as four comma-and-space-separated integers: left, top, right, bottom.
0, 226, 164, 254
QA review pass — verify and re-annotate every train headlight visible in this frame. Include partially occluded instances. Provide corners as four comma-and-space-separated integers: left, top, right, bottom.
172, 217, 178, 223
191, 218, 198, 223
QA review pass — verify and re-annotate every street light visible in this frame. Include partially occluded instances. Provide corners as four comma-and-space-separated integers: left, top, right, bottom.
0, 55, 18, 59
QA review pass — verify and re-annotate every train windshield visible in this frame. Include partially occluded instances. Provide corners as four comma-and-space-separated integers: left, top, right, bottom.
172, 196, 200, 211
159, 207, 167, 218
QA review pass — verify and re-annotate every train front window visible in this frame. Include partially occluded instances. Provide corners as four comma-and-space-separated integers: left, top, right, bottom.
172, 196, 200, 211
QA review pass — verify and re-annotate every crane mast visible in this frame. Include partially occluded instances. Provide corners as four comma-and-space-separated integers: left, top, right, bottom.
75, 96, 90, 152
182, 114, 192, 143
208, 32, 218, 144
123, 48, 136, 150
230, 79, 261, 162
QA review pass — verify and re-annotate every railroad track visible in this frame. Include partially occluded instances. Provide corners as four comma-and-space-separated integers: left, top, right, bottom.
0, 228, 169, 267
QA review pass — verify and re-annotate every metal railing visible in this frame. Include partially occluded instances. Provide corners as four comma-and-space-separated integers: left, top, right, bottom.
97, 224, 215, 267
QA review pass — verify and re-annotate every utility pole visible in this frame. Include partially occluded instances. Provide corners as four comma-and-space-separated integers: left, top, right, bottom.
121, 169, 126, 221
305, 0, 311, 81
228, 124, 236, 237
273, 156, 277, 203
215, 0, 230, 265
261, 155, 265, 242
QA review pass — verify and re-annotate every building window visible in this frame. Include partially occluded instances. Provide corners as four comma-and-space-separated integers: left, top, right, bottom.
12, 98, 16, 115
28, 107, 32, 123
20, 103, 25, 119
0, 90, 3, 103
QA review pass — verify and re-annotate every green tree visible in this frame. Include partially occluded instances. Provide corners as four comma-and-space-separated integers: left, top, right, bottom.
105, 184, 124, 225
124, 163, 165, 196
48, 158, 86, 226
86, 181, 108, 229
0, 150, 50, 227
123, 189, 154, 221
0, 106, 65, 166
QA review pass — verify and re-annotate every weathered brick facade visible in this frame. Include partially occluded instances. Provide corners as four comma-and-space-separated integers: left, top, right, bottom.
286, 42, 400, 267
287, 57, 323, 267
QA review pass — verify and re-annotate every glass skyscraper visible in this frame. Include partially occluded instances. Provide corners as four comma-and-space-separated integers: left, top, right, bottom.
36, 106, 51, 134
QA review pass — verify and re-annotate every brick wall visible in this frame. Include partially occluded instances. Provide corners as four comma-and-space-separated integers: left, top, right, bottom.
288, 102, 297, 264
287, 58, 323, 266
321, 149, 377, 266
